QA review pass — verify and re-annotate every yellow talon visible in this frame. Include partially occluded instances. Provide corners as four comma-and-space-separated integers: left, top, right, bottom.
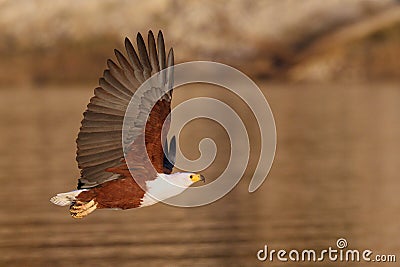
70, 200, 97, 218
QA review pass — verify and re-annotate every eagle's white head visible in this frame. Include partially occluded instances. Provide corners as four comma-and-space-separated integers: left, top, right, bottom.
140, 172, 205, 207
165, 172, 205, 187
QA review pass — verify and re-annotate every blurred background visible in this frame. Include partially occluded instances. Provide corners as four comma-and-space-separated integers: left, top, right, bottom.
0, 0, 399, 266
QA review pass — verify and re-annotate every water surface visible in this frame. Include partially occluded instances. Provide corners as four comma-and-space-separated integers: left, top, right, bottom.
0, 83, 399, 266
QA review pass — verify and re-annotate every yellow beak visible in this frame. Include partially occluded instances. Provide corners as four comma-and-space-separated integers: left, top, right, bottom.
190, 174, 205, 183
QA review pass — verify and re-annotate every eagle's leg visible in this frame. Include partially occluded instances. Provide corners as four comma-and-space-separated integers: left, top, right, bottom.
70, 199, 97, 219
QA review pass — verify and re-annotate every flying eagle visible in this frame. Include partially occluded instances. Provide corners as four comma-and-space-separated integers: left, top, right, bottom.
50, 31, 205, 218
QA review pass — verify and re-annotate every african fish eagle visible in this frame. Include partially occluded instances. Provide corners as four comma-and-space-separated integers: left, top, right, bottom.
50, 31, 205, 218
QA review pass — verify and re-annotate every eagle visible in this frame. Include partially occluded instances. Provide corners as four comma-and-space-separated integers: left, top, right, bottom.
50, 31, 205, 218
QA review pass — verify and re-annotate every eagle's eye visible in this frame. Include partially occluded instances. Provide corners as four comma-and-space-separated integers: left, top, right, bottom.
190, 175, 193, 178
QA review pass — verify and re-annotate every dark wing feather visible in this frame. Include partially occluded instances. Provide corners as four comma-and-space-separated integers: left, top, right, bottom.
163, 136, 176, 174
76, 30, 174, 189
137, 33, 152, 80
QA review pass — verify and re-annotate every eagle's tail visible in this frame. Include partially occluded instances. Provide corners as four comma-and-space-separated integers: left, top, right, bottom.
50, 190, 86, 206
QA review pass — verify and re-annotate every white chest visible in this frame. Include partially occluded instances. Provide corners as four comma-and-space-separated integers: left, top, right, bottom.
139, 175, 189, 207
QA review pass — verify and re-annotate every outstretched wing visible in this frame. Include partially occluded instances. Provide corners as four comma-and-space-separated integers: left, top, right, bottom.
76, 30, 174, 189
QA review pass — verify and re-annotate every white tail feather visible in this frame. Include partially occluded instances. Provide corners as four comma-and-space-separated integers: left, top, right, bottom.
50, 190, 87, 206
